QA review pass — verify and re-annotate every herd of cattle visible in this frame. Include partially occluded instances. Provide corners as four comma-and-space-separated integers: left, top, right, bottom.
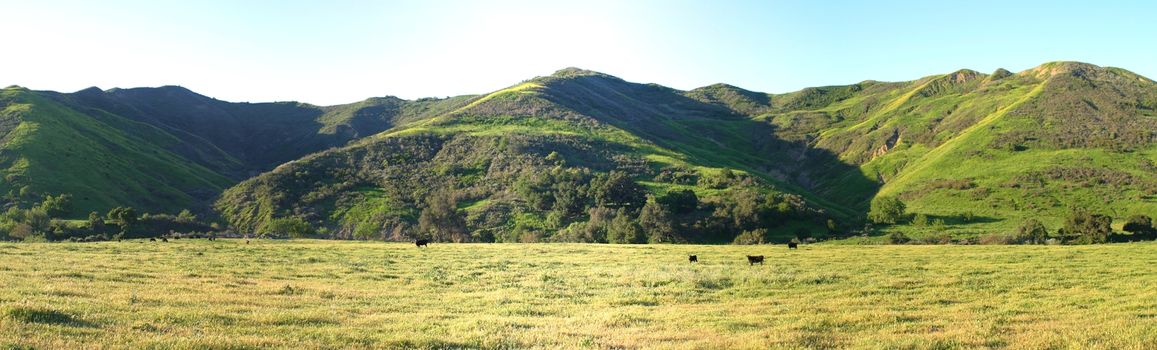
413, 239, 799, 265
130, 237, 798, 265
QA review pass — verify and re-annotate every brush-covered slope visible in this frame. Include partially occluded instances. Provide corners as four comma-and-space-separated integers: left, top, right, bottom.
216, 69, 839, 243
0, 86, 472, 216
691, 61, 1157, 235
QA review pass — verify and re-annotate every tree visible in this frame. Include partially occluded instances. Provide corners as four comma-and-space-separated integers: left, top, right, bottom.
638, 197, 677, 243
868, 196, 906, 224
580, 206, 615, 243
1122, 215, 1155, 241
826, 219, 839, 235
1061, 210, 1113, 244
176, 209, 197, 223
38, 194, 71, 217
9, 223, 34, 240
732, 228, 767, 245
730, 189, 762, 230
88, 211, 106, 233
107, 207, 137, 234
1016, 218, 1049, 244
418, 192, 467, 242
607, 209, 644, 244
657, 189, 698, 214
25, 207, 50, 233
594, 171, 645, 210
264, 216, 314, 238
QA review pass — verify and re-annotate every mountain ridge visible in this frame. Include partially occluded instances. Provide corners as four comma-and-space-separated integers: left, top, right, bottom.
2, 60, 1154, 242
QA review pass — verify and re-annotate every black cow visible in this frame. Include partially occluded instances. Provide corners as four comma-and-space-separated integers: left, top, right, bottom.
415, 239, 430, 248
149, 238, 157, 242
689, 255, 698, 263
788, 242, 798, 249
746, 255, 764, 266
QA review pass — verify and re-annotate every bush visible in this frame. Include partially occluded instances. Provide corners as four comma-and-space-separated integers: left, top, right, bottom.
263, 217, 314, 238
732, 229, 767, 245
915, 233, 952, 244
869, 197, 906, 225
888, 231, 910, 244
1015, 219, 1049, 244
978, 234, 1016, 245
1122, 215, 1155, 241
606, 209, 644, 244
912, 213, 929, 227
1060, 210, 1113, 244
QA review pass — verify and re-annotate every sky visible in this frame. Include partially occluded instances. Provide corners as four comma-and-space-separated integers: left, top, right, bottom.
1, 0, 1155, 105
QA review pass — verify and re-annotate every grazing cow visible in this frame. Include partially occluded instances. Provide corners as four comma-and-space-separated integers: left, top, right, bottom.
788, 242, 798, 249
746, 255, 764, 266
689, 255, 698, 263
415, 239, 430, 248
161, 238, 169, 242
149, 238, 157, 242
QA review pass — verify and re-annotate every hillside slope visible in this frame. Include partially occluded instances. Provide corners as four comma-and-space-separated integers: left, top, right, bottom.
0, 86, 231, 216
5, 61, 1154, 240
216, 69, 838, 243
0, 86, 472, 216
690, 62, 1157, 235
218, 62, 1157, 241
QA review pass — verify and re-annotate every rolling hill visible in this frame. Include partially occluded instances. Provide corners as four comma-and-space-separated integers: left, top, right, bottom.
4, 61, 1155, 241
707, 61, 1157, 235
0, 85, 471, 216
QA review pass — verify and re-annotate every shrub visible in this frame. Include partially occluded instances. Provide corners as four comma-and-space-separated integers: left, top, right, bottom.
1016, 219, 1049, 244
868, 196, 906, 224
1061, 210, 1113, 244
732, 229, 767, 245
888, 231, 910, 244
1122, 215, 1155, 241
915, 233, 952, 244
912, 213, 929, 227
978, 234, 1015, 245
263, 217, 314, 238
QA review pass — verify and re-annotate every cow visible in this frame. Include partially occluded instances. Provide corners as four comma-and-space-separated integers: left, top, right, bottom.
149, 238, 157, 242
689, 255, 698, 263
746, 255, 764, 266
788, 242, 798, 249
415, 239, 430, 248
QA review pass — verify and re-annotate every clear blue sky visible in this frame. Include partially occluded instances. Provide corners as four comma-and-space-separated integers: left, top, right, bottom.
2, 0, 1154, 105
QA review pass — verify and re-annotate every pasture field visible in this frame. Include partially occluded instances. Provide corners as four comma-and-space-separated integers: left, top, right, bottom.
0, 240, 1155, 349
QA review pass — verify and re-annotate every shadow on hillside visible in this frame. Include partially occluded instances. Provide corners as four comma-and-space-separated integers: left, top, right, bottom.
60, 87, 343, 178
927, 213, 1003, 226
539, 75, 881, 221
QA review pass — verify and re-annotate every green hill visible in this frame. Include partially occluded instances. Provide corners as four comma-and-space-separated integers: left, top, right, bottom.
218, 62, 1157, 241
0, 86, 231, 216
215, 69, 839, 243
701, 61, 1157, 237
4, 61, 1155, 242
0, 86, 471, 216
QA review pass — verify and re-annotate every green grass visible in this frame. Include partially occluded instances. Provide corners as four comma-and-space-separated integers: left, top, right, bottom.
1, 240, 1154, 349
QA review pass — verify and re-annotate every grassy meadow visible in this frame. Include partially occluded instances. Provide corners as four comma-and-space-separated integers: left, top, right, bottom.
1, 240, 1155, 349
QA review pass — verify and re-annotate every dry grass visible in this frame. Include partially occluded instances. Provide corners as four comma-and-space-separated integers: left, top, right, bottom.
0, 240, 1154, 349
